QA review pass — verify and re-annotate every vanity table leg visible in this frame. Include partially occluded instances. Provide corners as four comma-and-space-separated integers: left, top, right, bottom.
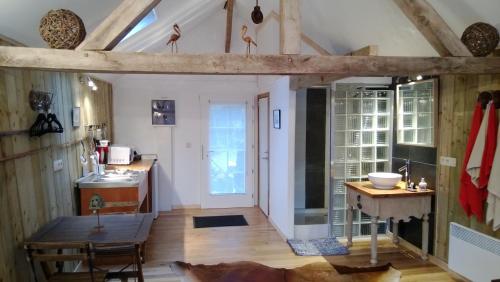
392, 219, 399, 244
421, 213, 429, 260
370, 216, 378, 265
346, 204, 353, 247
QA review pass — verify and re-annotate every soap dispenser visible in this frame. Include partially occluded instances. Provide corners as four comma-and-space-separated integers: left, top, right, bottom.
418, 178, 427, 191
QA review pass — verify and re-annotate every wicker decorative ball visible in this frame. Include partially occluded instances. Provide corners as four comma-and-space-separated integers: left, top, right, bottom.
461, 22, 499, 57
39, 9, 86, 49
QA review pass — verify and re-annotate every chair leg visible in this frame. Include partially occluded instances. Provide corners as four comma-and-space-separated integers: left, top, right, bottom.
26, 247, 39, 282
87, 245, 96, 282
135, 244, 144, 282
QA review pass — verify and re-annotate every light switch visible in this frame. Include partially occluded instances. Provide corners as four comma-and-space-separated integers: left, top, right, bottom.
440, 156, 456, 167
53, 159, 63, 172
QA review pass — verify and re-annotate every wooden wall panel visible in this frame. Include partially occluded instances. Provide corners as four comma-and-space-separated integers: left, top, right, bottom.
435, 74, 500, 261
0, 68, 113, 281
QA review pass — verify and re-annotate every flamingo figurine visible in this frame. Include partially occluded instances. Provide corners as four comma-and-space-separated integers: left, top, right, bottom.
166, 23, 181, 54
241, 25, 257, 56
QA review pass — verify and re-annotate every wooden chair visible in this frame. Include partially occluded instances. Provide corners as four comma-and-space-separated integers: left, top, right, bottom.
93, 201, 146, 282
25, 242, 107, 282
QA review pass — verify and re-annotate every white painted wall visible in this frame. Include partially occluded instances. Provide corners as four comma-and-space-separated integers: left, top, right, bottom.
112, 74, 258, 211
268, 76, 296, 239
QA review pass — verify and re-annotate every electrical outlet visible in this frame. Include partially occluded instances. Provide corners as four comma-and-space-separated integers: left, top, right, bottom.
53, 159, 63, 172
440, 156, 457, 167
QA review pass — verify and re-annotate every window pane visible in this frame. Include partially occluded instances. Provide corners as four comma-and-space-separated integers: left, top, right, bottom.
209, 103, 246, 194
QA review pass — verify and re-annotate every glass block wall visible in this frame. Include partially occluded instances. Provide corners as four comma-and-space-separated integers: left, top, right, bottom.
396, 80, 435, 146
330, 84, 394, 237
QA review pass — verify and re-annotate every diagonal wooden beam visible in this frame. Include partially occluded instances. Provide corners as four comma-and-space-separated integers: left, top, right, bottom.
76, 0, 161, 51
0, 34, 26, 47
225, 0, 234, 53
346, 45, 379, 56
1, 47, 499, 76
290, 46, 380, 89
280, 0, 301, 54
393, 0, 471, 57
260, 11, 331, 55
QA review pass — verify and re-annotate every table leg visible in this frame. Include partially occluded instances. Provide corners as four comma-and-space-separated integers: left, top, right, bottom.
392, 219, 399, 244
421, 213, 429, 260
346, 204, 354, 247
370, 216, 378, 265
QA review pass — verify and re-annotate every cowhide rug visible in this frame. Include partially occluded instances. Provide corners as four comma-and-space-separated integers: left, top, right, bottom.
174, 261, 401, 282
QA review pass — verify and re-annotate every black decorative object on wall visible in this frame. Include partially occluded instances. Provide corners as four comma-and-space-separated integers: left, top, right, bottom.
251, 0, 264, 24
28, 89, 64, 137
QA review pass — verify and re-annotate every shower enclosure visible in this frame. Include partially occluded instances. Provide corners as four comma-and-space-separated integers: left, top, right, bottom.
294, 87, 330, 239
330, 83, 394, 238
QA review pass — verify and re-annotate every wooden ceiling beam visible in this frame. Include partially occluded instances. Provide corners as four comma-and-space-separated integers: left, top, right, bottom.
76, 0, 161, 51
224, 0, 234, 53
0, 46, 499, 76
393, 0, 471, 57
280, 0, 301, 54
291, 45, 380, 89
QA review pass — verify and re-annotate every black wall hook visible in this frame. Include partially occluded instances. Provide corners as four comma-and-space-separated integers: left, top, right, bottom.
493, 90, 500, 109
477, 91, 492, 109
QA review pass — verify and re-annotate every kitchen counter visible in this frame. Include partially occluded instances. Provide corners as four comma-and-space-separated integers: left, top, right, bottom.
107, 159, 155, 172
77, 170, 146, 188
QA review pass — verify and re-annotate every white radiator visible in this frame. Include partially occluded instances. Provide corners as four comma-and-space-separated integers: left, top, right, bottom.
448, 222, 500, 282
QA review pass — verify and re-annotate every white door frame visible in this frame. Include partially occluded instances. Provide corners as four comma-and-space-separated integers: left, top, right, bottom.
257, 93, 270, 216
200, 95, 254, 209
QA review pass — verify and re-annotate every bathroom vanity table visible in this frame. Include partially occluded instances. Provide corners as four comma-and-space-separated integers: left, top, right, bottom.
344, 181, 434, 265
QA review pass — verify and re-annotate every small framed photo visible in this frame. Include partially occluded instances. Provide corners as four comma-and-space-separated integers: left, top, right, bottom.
273, 109, 281, 129
72, 107, 80, 127
152, 100, 176, 126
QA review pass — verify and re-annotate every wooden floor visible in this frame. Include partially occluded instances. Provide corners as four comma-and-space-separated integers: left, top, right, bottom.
142, 207, 460, 281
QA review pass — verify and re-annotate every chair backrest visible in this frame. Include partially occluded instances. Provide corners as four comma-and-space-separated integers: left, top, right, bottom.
25, 242, 97, 282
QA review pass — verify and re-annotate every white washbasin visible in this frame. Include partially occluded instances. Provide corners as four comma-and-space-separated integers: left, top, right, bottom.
368, 172, 402, 189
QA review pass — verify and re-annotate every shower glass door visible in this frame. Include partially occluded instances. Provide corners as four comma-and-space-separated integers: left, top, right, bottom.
330, 84, 393, 237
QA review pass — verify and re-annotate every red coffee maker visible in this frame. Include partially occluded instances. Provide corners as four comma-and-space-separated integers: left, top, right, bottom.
96, 140, 109, 164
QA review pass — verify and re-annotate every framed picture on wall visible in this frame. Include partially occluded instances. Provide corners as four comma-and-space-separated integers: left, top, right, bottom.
273, 109, 281, 129
152, 100, 176, 126
72, 107, 80, 127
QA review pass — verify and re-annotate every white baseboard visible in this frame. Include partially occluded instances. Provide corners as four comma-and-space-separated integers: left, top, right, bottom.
268, 217, 288, 242
171, 204, 201, 210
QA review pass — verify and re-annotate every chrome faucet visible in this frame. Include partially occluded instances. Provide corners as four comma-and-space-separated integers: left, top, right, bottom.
398, 159, 411, 188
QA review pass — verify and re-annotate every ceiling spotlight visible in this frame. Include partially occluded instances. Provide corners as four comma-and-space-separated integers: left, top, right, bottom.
88, 78, 95, 88
92, 85, 98, 91
416, 75, 423, 81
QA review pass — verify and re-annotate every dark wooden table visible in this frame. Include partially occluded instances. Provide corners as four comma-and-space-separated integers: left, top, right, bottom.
25, 213, 154, 281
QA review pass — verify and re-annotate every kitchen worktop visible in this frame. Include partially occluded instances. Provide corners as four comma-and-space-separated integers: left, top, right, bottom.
344, 181, 435, 198
107, 159, 155, 172
77, 170, 146, 188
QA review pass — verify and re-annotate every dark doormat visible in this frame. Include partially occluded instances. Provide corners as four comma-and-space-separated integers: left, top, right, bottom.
193, 215, 248, 228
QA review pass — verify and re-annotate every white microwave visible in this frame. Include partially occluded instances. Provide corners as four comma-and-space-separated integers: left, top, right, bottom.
108, 146, 134, 165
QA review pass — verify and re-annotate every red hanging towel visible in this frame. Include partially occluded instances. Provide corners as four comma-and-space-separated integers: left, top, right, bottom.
459, 102, 483, 218
478, 102, 498, 189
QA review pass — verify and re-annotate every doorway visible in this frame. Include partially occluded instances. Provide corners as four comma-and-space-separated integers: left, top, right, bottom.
201, 97, 254, 208
257, 93, 270, 216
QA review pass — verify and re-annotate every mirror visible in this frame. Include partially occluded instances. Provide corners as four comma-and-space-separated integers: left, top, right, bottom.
396, 79, 437, 147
